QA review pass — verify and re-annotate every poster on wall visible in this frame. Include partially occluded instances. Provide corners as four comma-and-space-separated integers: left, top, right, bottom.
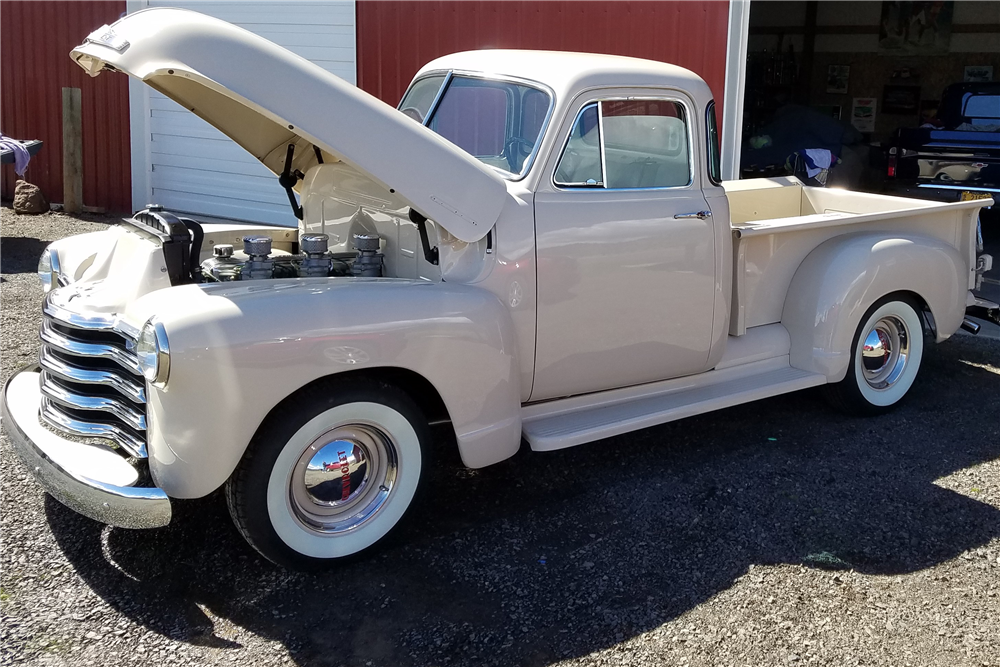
826, 65, 850, 94
883, 85, 921, 114
964, 65, 994, 83
852, 98, 877, 133
878, 1, 953, 55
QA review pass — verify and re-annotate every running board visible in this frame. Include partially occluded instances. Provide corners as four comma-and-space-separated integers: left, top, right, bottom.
521, 360, 826, 452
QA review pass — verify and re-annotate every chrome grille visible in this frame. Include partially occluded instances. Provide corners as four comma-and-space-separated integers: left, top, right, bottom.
38, 298, 148, 458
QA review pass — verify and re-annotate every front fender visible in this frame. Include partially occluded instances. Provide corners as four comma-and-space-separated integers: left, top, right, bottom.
124, 278, 522, 498
782, 233, 967, 382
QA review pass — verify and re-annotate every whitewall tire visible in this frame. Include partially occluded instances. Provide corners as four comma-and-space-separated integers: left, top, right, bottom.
824, 296, 924, 415
226, 378, 430, 569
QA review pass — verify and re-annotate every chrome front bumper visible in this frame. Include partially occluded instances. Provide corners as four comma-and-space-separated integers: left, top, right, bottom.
1, 366, 171, 529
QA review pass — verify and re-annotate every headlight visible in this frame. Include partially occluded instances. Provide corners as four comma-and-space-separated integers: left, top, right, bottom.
38, 248, 55, 293
137, 319, 170, 385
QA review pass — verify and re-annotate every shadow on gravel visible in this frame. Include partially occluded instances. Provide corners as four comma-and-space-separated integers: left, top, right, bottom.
1, 237, 49, 273
46, 338, 1000, 667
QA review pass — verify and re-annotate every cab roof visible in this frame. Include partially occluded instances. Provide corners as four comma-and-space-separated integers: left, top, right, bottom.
419, 50, 715, 106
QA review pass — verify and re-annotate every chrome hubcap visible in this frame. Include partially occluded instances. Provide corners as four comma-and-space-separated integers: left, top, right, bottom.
303, 441, 370, 505
290, 424, 398, 535
861, 316, 909, 390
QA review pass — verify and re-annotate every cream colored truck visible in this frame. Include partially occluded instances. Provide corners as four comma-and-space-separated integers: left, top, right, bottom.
4, 9, 997, 569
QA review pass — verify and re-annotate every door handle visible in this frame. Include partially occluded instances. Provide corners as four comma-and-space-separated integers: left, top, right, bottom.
674, 210, 712, 220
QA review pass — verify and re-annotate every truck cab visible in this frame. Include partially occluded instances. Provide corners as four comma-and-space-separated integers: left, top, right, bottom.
4, 8, 995, 569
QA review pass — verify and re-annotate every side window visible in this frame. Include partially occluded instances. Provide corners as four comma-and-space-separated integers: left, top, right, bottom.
706, 101, 722, 185
554, 98, 691, 189
602, 100, 689, 189
554, 104, 602, 186
398, 75, 446, 124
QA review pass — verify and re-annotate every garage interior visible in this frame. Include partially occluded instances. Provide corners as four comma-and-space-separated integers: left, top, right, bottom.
741, 0, 1000, 200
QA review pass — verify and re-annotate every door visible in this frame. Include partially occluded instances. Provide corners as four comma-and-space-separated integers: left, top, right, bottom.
531, 93, 718, 401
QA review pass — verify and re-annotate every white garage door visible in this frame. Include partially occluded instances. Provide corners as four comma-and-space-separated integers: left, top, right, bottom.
127, 1, 356, 226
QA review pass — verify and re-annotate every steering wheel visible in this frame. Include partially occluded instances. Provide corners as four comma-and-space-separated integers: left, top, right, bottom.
505, 137, 535, 171
401, 107, 424, 124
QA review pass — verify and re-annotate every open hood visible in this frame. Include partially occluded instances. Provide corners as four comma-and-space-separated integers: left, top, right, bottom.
71, 8, 506, 243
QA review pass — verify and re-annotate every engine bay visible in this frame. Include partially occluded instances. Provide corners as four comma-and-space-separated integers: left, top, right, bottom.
125, 205, 385, 284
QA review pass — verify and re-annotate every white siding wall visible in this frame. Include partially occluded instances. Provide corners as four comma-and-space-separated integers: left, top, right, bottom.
128, 1, 356, 225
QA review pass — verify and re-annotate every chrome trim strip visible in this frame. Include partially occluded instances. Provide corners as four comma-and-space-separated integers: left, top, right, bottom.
706, 101, 723, 186
553, 103, 603, 188
421, 71, 453, 128
43, 295, 140, 341
40, 347, 146, 403
597, 102, 608, 188
41, 398, 147, 459
916, 184, 1000, 195
40, 372, 147, 431
40, 320, 142, 375
2, 366, 168, 529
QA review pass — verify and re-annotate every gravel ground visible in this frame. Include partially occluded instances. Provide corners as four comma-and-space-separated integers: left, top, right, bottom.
2, 205, 999, 667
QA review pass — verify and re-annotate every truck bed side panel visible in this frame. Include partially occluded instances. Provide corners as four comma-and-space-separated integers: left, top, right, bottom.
781, 232, 967, 382
725, 180, 982, 334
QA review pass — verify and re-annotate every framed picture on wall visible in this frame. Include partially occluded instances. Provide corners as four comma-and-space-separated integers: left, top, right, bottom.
826, 65, 850, 94
883, 85, 921, 114
878, 1, 954, 55
852, 98, 877, 133
964, 65, 994, 83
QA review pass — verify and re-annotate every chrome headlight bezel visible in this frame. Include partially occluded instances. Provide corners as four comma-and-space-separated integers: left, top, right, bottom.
136, 318, 170, 385
38, 247, 60, 293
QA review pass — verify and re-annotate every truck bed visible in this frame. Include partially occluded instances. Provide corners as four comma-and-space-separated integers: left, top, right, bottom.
723, 177, 988, 335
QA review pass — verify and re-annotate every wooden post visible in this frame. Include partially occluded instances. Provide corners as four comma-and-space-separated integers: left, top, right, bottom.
62, 87, 83, 214
798, 1, 818, 103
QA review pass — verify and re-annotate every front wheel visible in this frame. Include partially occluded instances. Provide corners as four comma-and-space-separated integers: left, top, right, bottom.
823, 296, 925, 416
225, 379, 430, 569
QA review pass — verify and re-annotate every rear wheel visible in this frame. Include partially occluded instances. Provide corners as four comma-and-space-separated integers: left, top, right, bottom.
226, 379, 429, 569
824, 296, 924, 416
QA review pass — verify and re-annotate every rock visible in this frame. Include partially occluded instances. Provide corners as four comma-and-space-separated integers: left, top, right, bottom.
12, 179, 48, 214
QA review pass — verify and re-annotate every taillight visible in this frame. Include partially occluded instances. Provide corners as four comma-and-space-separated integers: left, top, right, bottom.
887, 147, 897, 178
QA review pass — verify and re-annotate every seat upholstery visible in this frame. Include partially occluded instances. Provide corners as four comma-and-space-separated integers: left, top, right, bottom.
556, 114, 690, 188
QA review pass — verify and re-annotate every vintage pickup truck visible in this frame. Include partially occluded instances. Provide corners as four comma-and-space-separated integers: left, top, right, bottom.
885, 82, 1000, 212
3, 9, 997, 569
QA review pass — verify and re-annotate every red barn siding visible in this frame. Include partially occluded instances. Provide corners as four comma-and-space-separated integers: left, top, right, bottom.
3, 2, 729, 213
357, 1, 730, 113
1, 1, 131, 212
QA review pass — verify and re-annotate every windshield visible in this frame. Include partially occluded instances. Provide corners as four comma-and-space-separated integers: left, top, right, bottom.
398, 73, 551, 178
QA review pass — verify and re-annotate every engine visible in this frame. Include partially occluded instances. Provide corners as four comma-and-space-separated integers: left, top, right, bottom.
199, 232, 384, 282
122, 205, 383, 284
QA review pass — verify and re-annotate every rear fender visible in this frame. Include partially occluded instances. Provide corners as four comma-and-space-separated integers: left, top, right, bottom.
781, 233, 967, 382
124, 279, 522, 498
